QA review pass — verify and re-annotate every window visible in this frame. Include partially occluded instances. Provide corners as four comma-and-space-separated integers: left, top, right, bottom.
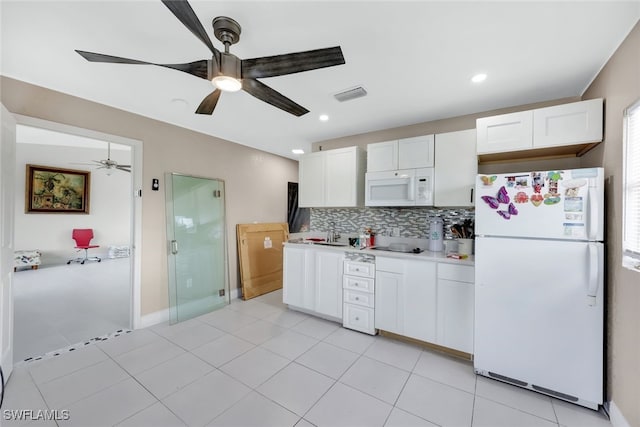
623, 98, 640, 271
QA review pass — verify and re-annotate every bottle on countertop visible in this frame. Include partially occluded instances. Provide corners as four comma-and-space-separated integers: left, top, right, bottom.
428, 218, 444, 252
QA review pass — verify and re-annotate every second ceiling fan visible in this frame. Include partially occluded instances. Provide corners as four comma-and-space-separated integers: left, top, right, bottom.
76, 0, 346, 117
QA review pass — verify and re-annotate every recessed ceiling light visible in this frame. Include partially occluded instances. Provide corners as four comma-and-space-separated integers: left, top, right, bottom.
292, 149, 305, 154
471, 73, 487, 83
319, 114, 329, 122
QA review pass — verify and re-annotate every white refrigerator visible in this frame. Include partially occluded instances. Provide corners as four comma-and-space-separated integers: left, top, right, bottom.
474, 167, 604, 410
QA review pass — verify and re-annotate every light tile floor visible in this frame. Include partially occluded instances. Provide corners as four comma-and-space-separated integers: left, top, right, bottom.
3, 289, 613, 427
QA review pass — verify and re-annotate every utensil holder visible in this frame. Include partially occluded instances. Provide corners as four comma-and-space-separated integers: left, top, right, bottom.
457, 238, 474, 255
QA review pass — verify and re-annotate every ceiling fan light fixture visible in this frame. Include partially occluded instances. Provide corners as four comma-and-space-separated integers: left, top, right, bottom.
212, 75, 242, 92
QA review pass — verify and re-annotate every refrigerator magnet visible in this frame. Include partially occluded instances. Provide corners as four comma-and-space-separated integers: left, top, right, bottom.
564, 197, 584, 212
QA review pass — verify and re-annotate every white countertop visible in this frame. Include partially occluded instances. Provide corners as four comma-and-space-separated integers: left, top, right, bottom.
284, 241, 475, 267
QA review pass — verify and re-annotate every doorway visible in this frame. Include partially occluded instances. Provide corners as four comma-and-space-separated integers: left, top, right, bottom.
11, 116, 142, 362
165, 173, 229, 323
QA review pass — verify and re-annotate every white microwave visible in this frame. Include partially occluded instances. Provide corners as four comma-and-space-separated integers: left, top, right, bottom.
365, 168, 434, 206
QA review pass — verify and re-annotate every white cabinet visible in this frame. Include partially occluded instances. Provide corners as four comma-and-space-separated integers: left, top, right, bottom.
283, 245, 314, 310
476, 99, 603, 158
367, 141, 397, 172
434, 129, 477, 207
315, 250, 344, 319
533, 98, 603, 148
283, 245, 344, 320
375, 257, 474, 354
298, 152, 325, 207
298, 146, 366, 208
374, 257, 437, 342
403, 259, 437, 343
476, 111, 533, 154
436, 264, 474, 354
398, 136, 435, 169
374, 270, 403, 334
343, 260, 376, 335
367, 135, 434, 172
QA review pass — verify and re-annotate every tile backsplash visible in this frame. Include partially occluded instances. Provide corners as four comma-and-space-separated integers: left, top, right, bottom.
310, 207, 475, 239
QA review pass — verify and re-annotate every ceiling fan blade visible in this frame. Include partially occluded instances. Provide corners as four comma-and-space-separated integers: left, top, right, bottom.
242, 79, 309, 117
196, 90, 222, 115
116, 166, 131, 173
76, 50, 209, 79
241, 46, 345, 79
161, 0, 218, 56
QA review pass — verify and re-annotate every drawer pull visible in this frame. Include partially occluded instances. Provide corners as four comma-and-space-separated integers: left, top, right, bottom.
355, 268, 360, 271
354, 296, 359, 300
354, 282, 359, 287
355, 317, 360, 321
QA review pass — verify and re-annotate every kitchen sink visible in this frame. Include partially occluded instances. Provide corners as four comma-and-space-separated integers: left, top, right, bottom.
313, 241, 349, 247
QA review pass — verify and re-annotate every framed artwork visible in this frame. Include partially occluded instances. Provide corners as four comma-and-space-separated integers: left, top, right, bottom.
25, 164, 91, 214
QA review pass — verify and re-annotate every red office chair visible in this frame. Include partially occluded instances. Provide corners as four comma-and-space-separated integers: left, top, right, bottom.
67, 229, 101, 264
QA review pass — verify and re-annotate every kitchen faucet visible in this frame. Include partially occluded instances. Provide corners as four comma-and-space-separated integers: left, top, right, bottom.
327, 223, 340, 243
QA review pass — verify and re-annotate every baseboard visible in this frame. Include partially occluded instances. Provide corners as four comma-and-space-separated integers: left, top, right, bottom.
139, 288, 241, 329
139, 308, 169, 329
609, 400, 632, 427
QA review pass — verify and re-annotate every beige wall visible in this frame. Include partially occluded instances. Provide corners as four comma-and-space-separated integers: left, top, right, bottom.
1, 76, 299, 317
581, 21, 640, 427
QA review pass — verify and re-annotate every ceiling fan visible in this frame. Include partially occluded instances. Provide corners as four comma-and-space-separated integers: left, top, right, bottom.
75, 0, 346, 117
72, 142, 131, 174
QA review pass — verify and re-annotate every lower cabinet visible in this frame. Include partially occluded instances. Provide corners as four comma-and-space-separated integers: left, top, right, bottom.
375, 256, 474, 354
436, 263, 474, 354
283, 245, 343, 320
315, 250, 344, 319
375, 257, 437, 343
343, 260, 376, 335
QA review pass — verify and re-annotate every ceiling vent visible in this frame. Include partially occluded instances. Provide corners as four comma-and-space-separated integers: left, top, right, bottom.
334, 86, 368, 102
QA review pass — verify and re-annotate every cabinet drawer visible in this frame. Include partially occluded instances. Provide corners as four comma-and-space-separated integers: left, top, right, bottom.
438, 263, 474, 283
343, 289, 374, 308
343, 304, 375, 335
344, 261, 375, 278
343, 275, 375, 293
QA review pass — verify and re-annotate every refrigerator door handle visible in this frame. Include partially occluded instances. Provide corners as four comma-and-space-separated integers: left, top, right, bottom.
587, 181, 598, 241
587, 243, 599, 306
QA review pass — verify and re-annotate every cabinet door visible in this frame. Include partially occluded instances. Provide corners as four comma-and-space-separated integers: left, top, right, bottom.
434, 129, 477, 207
374, 270, 403, 334
399, 135, 435, 169
437, 279, 474, 354
403, 259, 437, 343
367, 141, 398, 172
325, 147, 357, 207
476, 111, 533, 154
298, 152, 324, 207
533, 98, 603, 148
314, 250, 344, 319
283, 246, 308, 308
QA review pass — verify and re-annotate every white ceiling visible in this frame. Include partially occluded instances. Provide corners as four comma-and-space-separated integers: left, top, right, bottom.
2, 1, 639, 160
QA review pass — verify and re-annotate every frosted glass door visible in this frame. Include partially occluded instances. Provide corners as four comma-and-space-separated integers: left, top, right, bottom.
166, 174, 228, 324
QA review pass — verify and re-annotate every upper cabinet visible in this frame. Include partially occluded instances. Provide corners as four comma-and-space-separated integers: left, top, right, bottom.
434, 129, 477, 207
476, 111, 533, 154
533, 99, 603, 148
367, 135, 434, 172
298, 146, 366, 208
476, 98, 603, 163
